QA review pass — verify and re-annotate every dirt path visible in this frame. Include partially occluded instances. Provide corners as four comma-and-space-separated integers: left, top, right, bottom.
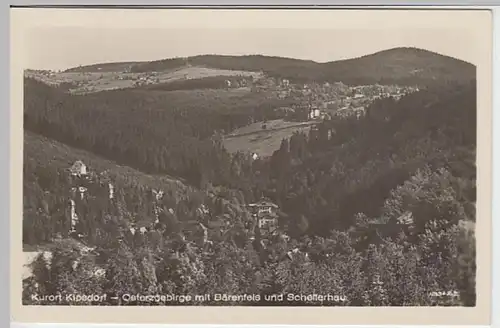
225, 121, 317, 139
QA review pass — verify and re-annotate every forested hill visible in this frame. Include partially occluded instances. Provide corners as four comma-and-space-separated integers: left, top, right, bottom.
260, 82, 477, 235
24, 130, 255, 247
64, 47, 475, 86
23, 77, 286, 193
23, 130, 192, 246
63, 61, 141, 73
320, 47, 475, 86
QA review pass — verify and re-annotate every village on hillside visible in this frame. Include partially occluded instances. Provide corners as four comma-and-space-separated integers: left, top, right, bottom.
219, 75, 420, 160
25, 67, 419, 116
262, 78, 420, 120
24, 67, 262, 94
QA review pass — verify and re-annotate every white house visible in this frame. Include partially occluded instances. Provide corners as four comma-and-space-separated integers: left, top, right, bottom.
252, 153, 259, 161
94, 268, 106, 278
258, 216, 278, 230
70, 160, 87, 176
286, 248, 310, 261
308, 108, 321, 120
248, 200, 279, 234
247, 200, 278, 215
152, 189, 164, 201
199, 204, 210, 215
397, 211, 414, 225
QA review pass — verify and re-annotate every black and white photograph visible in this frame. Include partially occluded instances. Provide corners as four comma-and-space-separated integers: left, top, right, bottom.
12, 7, 492, 322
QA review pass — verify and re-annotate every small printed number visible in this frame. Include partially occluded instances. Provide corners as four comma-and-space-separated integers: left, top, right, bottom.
429, 290, 459, 297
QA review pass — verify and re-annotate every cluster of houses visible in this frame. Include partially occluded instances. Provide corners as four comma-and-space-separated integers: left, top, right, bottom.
332, 85, 419, 118
25, 69, 57, 78
247, 199, 280, 236
273, 104, 331, 122
65, 161, 284, 248
224, 78, 251, 89
258, 77, 420, 121
131, 72, 161, 86
24, 69, 68, 88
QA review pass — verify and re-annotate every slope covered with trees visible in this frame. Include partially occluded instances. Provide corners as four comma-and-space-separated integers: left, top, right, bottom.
136, 48, 476, 85
320, 47, 475, 86
23, 77, 294, 190
23, 131, 194, 246
260, 82, 477, 235
64, 61, 140, 73
24, 125, 477, 306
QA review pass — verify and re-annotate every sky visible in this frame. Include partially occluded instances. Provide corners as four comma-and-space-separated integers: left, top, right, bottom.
15, 9, 483, 71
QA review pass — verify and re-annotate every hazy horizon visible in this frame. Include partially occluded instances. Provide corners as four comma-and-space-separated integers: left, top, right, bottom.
24, 27, 478, 71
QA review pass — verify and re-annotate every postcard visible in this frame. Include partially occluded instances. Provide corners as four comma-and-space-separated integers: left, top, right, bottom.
10, 7, 493, 325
